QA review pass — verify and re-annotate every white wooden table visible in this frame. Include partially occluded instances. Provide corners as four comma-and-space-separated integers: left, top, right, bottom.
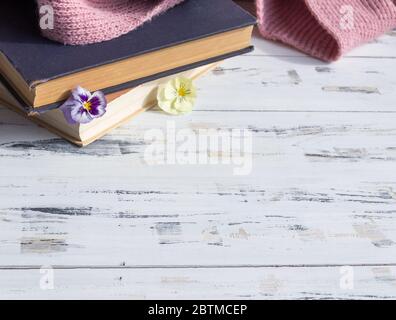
1, 30, 396, 300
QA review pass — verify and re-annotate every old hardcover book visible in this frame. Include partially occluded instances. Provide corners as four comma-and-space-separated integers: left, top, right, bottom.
0, 0, 256, 111
0, 63, 218, 146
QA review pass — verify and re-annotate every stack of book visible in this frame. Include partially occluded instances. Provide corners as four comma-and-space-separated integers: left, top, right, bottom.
0, 0, 255, 146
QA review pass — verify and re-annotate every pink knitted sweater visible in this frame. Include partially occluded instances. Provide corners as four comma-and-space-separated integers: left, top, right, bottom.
36, 0, 396, 61
37, 0, 184, 45
255, 0, 396, 61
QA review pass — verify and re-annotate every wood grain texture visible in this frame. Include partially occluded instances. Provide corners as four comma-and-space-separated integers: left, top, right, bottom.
1, 266, 396, 300
0, 32, 395, 299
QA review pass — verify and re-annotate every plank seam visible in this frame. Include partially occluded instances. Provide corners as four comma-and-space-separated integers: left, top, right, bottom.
1, 263, 396, 270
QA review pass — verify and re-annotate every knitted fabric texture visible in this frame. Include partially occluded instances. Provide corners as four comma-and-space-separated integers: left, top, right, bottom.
36, 0, 396, 61
255, 0, 396, 61
37, 0, 184, 45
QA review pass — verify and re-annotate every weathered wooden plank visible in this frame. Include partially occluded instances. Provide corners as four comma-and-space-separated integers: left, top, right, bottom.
209, 33, 396, 111
0, 111, 395, 267
248, 29, 396, 59
202, 56, 396, 112
0, 266, 395, 299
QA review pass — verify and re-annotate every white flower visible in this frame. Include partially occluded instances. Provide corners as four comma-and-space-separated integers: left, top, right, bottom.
157, 77, 197, 115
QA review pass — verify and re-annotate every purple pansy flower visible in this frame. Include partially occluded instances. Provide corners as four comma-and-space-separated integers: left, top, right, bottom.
60, 86, 107, 125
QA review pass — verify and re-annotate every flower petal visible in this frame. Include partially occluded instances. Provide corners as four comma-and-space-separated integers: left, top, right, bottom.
70, 105, 93, 124
59, 97, 81, 125
88, 91, 107, 118
163, 84, 177, 100
72, 86, 91, 103
157, 85, 170, 101
172, 77, 181, 90
189, 85, 197, 98
158, 99, 175, 114
174, 99, 194, 114
179, 77, 192, 89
